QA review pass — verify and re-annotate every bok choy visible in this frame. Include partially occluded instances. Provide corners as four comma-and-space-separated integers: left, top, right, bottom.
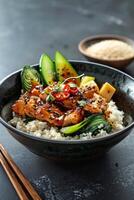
61, 114, 112, 136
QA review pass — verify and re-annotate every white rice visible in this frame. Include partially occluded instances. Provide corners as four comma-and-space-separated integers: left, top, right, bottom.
9, 100, 124, 140
106, 100, 124, 131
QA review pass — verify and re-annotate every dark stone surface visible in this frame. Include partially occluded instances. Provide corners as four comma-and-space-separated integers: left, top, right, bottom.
0, 0, 134, 199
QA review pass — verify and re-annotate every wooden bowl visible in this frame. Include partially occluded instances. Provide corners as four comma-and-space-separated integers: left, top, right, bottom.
78, 34, 134, 69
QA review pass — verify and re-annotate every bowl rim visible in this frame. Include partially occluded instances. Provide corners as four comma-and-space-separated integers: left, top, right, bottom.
78, 34, 134, 62
0, 60, 134, 144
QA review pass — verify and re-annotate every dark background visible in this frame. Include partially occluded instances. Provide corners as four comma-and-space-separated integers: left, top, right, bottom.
0, 0, 134, 199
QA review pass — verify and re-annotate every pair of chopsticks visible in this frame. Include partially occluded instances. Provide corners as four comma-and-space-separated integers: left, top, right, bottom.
0, 144, 42, 200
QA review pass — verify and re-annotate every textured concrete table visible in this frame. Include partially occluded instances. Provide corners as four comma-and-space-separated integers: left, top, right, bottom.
0, 0, 134, 199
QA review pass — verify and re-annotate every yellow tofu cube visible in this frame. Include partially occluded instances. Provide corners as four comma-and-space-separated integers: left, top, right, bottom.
99, 82, 116, 102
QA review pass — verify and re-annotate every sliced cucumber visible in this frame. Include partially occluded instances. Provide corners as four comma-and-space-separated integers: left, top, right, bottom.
55, 51, 80, 85
39, 54, 56, 85
21, 65, 41, 91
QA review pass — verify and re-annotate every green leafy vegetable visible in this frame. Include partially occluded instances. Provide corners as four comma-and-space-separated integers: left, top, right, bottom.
80, 115, 112, 136
60, 115, 97, 135
61, 114, 112, 136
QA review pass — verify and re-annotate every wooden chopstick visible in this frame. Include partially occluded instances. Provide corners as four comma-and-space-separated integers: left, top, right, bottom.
0, 144, 42, 200
0, 152, 29, 200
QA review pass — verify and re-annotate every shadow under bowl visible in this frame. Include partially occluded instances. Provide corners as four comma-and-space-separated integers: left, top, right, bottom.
78, 34, 134, 69
0, 61, 134, 161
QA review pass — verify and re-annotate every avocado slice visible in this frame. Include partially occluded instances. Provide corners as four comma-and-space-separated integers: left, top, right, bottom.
39, 54, 56, 85
21, 65, 41, 91
55, 51, 80, 85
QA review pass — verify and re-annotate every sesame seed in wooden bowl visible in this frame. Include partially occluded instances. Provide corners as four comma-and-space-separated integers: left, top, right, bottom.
78, 35, 134, 69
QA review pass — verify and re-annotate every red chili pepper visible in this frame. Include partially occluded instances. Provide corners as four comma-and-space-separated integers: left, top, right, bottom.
62, 83, 78, 96
63, 84, 70, 93
69, 87, 78, 95
53, 91, 70, 101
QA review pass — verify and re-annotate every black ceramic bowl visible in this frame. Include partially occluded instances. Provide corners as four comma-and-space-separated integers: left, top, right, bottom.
0, 61, 134, 161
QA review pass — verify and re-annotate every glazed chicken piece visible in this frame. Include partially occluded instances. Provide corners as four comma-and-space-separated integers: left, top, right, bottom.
80, 80, 99, 99
12, 93, 30, 116
12, 95, 64, 126
61, 95, 81, 110
12, 99, 26, 116
36, 103, 64, 126
12, 92, 85, 127
84, 102, 102, 113
84, 93, 107, 114
24, 97, 39, 118
63, 107, 84, 127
